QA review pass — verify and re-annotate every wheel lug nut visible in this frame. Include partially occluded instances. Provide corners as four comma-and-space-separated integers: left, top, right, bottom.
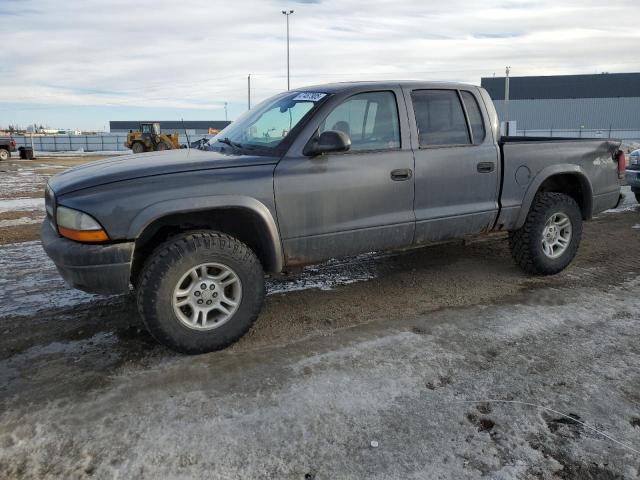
201, 283, 207, 290
213, 292, 218, 298
197, 299, 204, 305
210, 284, 215, 290
194, 291, 200, 297
206, 300, 212, 305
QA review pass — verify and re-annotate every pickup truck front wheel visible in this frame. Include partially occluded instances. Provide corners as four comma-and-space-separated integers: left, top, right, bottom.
509, 192, 582, 275
136, 231, 265, 354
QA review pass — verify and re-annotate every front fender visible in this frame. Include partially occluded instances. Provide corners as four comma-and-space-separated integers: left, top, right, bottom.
128, 195, 283, 272
515, 164, 593, 230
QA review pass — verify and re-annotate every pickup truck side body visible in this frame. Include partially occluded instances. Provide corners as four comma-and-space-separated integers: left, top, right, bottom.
43, 81, 622, 292
41, 81, 622, 352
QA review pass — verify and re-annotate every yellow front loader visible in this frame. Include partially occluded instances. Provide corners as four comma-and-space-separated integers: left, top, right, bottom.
125, 122, 181, 153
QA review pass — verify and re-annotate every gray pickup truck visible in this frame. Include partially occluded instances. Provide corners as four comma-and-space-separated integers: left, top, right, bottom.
41, 81, 624, 353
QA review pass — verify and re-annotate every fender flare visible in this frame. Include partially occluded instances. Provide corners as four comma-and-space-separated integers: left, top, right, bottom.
128, 195, 283, 272
515, 164, 593, 230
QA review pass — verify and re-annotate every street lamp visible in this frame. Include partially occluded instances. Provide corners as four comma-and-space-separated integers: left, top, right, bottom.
281, 10, 294, 90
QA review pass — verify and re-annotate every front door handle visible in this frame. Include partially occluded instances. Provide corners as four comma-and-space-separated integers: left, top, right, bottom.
390, 168, 413, 181
477, 162, 495, 173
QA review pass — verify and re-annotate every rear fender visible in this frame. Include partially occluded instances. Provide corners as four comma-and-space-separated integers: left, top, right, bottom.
515, 165, 593, 229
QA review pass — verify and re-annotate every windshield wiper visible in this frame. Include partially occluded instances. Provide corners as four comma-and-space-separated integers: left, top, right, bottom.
215, 137, 244, 149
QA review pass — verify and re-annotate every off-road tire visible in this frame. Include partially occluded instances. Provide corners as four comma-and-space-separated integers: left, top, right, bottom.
155, 141, 172, 151
509, 192, 582, 275
131, 142, 145, 154
0, 148, 9, 161
635, 192, 640, 204
136, 231, 265, 354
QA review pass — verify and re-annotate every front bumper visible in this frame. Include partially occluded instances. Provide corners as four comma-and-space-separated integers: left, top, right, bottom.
41, 220, 134, 294
626, 169, 640, 191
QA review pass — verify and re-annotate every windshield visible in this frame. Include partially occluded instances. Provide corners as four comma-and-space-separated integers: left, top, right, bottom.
208, 91, 328, 152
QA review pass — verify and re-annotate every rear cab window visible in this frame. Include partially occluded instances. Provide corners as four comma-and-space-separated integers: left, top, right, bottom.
410, 89, 487, 148
460, 90, 486, 144
318, 91, 401, 152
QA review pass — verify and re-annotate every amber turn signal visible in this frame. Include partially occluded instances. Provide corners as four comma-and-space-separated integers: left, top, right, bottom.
58, 226, 109, 242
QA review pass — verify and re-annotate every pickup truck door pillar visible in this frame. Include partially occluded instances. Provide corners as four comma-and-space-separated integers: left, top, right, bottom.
403, 87, 501, 243
274, 88, 415, 266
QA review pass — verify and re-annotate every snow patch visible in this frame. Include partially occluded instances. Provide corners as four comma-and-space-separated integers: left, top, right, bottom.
266, 253, 379, 295
37, 150, 129, 157
0, 197, 44, 213
604, 186, 638, 213
0, 216, 42, 227
0, 241, 111, 317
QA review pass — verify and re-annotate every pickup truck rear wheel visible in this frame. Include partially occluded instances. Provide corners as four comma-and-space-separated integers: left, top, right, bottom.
509, 192, 582, 275
0, 148, 9, 161
136, 231, 265, 354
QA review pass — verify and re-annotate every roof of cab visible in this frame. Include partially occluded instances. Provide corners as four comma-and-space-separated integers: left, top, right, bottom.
292, 80, 480, 94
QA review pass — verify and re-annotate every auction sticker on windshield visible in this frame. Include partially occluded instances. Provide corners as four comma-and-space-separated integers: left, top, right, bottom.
293, 92, 327, 102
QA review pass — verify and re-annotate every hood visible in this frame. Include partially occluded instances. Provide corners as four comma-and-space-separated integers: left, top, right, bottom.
49, 149, 280, 195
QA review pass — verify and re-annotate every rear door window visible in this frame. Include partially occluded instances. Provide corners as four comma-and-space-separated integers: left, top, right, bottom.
411, 90, 471, 147
319, 91, 400, 152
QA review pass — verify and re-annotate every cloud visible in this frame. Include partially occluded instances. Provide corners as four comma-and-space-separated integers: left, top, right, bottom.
1, 0, 639, 125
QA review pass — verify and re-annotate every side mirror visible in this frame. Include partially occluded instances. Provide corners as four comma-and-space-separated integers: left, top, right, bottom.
305, 130, 351, 156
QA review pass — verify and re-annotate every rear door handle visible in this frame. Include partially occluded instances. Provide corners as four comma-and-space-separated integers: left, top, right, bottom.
390, 168, 413, 181
477, 162, 495, 173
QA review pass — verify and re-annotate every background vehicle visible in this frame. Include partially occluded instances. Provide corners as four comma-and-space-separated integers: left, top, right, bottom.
626, 149, 640, 203
0, 139, 17, 160
189, 137, 210, 149
125, 122, 181, 153
42, 81, 623, 354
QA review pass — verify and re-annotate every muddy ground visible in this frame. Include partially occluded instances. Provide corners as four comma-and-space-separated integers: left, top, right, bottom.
0, 155, 639, 479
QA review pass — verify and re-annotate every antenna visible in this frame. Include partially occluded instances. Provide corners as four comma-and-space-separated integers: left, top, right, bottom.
181, 118, 190, 151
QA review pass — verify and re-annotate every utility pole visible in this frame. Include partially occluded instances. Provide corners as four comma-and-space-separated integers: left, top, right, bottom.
248, 74, 251, 110
281, 10, 294, 90
224, 102, 228, 122
504, 66, 511, 124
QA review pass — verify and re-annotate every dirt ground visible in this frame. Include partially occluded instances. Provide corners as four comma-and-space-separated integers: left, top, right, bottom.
0, 156, 639, 479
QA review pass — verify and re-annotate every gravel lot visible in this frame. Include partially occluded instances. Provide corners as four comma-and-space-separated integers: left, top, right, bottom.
0, 155, 639, 479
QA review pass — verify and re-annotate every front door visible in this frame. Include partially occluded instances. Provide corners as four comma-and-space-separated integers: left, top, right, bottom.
406, 88, 500, 243
274, 89, 415, 266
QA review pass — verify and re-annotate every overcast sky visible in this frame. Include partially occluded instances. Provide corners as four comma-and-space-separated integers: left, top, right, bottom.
1, 0, 639, 130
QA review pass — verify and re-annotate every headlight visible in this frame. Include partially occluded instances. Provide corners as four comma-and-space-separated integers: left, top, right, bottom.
56, 206, 109, 242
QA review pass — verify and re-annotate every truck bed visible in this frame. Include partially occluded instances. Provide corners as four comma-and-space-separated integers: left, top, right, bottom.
495, 137, 622, 231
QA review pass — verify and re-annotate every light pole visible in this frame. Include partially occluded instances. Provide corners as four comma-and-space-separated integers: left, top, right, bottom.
224, 102, 228, 121
281, 10, 294, 90
504, 66, 511, 124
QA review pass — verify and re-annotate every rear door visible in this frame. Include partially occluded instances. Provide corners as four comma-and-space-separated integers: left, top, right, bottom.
274, 88, 415, 265
405, 87, 500, 243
